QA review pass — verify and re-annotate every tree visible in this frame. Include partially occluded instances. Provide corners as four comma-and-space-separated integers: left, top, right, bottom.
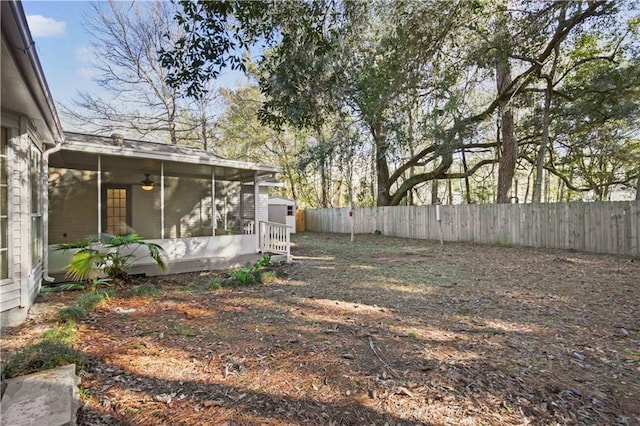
63, 0, 203, 144
162, 0, 626, 206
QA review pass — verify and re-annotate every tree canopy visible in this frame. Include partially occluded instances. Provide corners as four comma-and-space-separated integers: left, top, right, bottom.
161, 0, 639, 205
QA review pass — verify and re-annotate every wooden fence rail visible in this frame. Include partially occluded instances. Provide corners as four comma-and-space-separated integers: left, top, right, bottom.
304, 201, 640, 256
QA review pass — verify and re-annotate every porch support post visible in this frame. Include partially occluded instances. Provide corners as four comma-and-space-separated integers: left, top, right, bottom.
97, 154, 101, 237
211, 166, 215, 237
160, 161, 165, 239
254, 171, 260, 253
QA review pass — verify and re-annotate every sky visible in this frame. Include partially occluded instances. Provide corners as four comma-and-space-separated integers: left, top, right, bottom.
21, 1, 246, 129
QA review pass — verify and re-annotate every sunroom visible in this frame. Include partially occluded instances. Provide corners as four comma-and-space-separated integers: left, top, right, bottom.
47, 131, 289, 280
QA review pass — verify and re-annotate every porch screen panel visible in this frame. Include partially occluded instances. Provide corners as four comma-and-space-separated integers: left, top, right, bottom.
48, 168, 99, 244
163, 175, 212, 238
1, 128, 8, 279
215, 180, 242, 234
241, 183, 255, 234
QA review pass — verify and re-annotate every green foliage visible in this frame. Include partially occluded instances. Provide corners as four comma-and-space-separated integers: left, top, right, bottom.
55, 233, 166, 286
125, 283, 164, 298
222, 255, 277, 287
229, 267, 256, 284
0, 339, 84, 380
57, 305, 88, 323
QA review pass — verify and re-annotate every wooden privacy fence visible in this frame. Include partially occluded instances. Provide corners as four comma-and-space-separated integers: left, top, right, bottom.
304, 201, 640, 256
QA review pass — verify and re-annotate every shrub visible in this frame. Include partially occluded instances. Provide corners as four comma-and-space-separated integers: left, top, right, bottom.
55, 233, 166, 286
229, 267, 256, 284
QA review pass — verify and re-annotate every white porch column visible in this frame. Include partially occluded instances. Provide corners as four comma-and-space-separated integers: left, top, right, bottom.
211, 166, 215, 236
254, 171, 260, 253
97, 155, 101, 237
160, 161, 165, 239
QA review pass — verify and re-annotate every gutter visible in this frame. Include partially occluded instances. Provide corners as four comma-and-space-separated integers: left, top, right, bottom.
42, 142, 63, 282
2, 1, 64, 144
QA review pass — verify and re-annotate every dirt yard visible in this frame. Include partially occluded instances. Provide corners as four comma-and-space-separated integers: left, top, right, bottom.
2, 232, 639, 425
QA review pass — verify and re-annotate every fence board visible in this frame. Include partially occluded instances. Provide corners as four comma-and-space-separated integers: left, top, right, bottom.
304, 201, 640, 256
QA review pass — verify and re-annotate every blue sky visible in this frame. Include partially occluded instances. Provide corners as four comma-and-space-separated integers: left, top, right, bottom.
22, 1, 97, 107
22, 1, 246, 126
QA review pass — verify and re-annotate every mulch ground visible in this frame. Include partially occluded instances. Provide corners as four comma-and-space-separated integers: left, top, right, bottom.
2, 232, 639, 425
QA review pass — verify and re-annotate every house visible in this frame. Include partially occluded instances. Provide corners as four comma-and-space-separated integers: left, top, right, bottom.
1, 0, 289, 326
47, 132, 287, 278
268, 196, 297, 233
1, 0, 64, 326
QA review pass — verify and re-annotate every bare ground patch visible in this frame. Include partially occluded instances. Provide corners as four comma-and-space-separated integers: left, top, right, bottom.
2, 232, 639, 425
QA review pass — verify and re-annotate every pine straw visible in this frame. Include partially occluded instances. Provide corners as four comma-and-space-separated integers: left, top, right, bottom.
2, 232, 639, 425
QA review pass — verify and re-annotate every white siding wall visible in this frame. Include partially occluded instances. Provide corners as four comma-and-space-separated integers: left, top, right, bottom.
1, 115, 45, 323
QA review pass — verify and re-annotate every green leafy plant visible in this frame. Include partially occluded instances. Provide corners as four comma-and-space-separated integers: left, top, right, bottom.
55, 233, 166, 286
229, 267, 256, 284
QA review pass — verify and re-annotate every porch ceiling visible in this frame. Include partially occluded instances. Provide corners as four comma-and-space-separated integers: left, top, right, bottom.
49, 131, 281, 181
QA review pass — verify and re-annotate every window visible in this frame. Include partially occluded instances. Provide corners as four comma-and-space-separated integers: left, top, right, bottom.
1, 128, 8, 279
103, 186, 131, 235
30, 141, 43, 268
287, 205, 294, 216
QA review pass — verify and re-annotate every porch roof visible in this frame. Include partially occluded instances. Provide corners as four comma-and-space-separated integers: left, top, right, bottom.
51, 131, 281, 181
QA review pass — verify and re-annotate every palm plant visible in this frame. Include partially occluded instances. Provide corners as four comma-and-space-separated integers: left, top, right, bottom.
55, 233, 166, 287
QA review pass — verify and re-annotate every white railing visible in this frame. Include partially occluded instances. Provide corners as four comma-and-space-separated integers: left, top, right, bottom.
243, 220, 255, 235
259, 221, 292, 262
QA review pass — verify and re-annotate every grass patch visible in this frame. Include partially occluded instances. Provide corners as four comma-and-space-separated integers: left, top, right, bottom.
76, 290, 112, 311
40, 282, 86, 293
258, 270, 278, 284
207, 278, 224, 290
41, 323, 77, 343
1, 339, 84, 380
126, 283, 164, 298
170, 322, 199, 337
57, 305, 88, 322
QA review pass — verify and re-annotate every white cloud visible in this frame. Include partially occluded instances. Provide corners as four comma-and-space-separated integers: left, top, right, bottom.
26, 15, 66, 37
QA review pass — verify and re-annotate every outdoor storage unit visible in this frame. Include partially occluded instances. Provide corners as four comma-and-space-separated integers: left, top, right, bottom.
268, 197, 296, 233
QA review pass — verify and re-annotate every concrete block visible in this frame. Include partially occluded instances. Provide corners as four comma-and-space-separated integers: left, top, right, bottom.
0, 364, 80, 426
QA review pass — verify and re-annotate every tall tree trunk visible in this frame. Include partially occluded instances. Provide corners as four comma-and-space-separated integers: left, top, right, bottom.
461, 142, 472, 204
534, 35, 561, 203
496, 55, 516, 203
495, 1, 516, 204
636, 175, 640, 201
372, 120, 391, 206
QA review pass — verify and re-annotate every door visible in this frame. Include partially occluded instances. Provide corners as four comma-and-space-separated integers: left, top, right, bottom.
102, 185, 131, 235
